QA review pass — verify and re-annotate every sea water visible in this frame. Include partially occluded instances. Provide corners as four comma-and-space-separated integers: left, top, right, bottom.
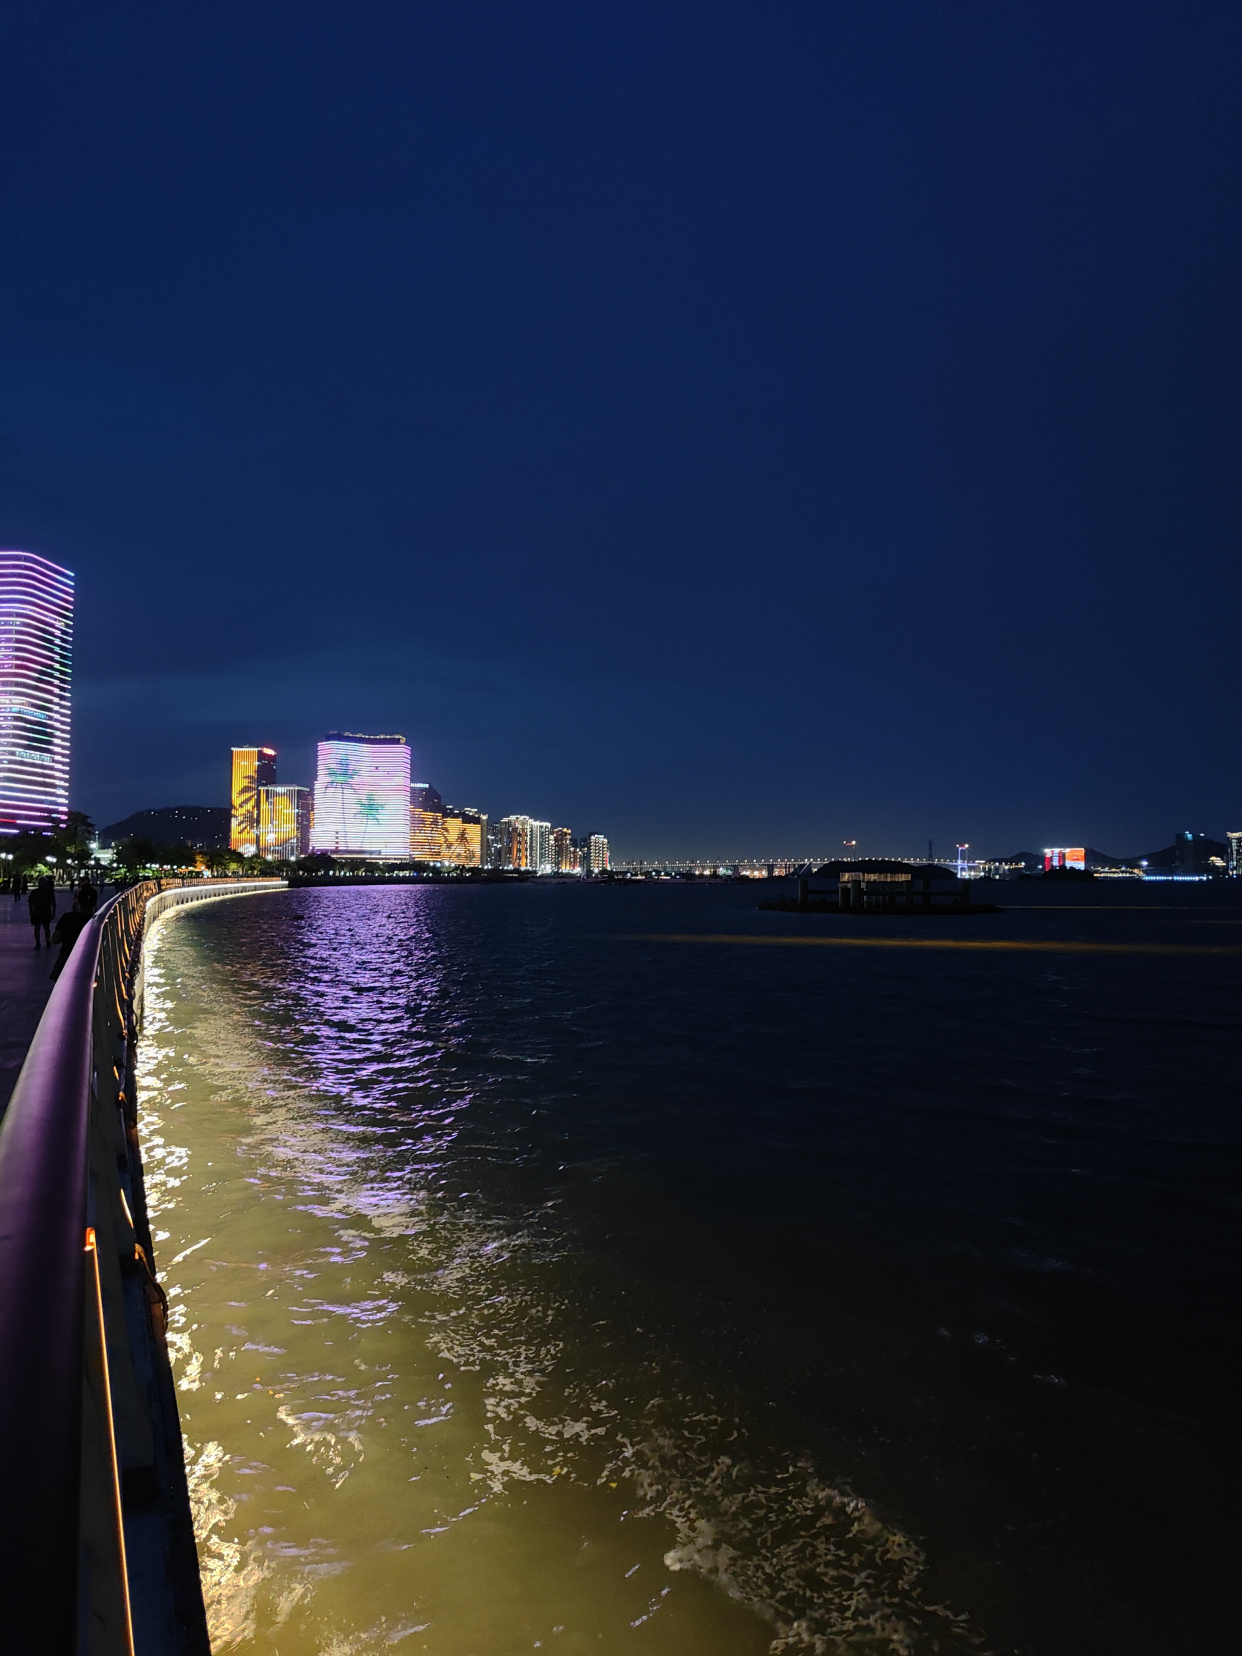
136, 881, 1242, 1655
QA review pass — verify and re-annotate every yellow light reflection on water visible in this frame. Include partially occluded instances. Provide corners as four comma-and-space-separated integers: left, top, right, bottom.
138, 909, 986, 1656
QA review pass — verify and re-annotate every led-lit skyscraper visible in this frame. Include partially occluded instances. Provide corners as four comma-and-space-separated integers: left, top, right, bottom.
0, 551, 73, 834
439, 807, 485, 866
231, 746, 277, 854
259, 784, 311, 860
410, 782, 444, 859
312, 733, 411, 858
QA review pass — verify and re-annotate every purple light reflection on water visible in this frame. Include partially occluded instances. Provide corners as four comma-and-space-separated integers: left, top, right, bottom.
138, 880, 1242, 1656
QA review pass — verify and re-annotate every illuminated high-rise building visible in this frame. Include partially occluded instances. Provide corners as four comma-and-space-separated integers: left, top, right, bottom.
587, 833, 610, 873
259, 784, 311, 860
230, 746, 277, 854
439, 807, 485, 866
495, 815, 552, 871
526, 820, 551, 872
551, 826, 579, 872
497, 814, 531, 869
0, 550, 73, 834
312, 733, 411, 859
486, 819, 506, 869
471, 810, 489, 867
1229, 831, 1242, 877
1043, 847, 1085, 871
410, 782, 444, 859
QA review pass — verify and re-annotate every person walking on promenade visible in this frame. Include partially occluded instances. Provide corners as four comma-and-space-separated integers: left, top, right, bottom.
27, 878, 54, 947
12, 871, 26, 904
76, 875, 99, 917
48, 894, 91, 982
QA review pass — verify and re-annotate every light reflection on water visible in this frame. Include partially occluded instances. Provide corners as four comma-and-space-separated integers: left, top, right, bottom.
138, 890, 983, 1656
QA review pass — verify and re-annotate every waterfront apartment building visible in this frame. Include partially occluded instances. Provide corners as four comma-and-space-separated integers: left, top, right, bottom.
496, 814, 548, 870
504, 818, 553, 871
230, 746, 277, 855
0, 550, 73, 834
551, 825, 578, 872
486, 819, 506, 869
529, 819, 551, 872
1228, 831, 1242, 876
496, 818, 604, 872
496, 814, 529, 869
312, 732, 411, 858
259, 784, 311, 860
410, 782, 444, 859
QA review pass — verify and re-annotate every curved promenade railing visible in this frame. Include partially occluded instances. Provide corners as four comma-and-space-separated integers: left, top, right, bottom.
0, 877, 285, 1656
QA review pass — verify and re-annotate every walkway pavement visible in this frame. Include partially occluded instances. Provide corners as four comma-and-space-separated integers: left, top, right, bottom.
1, 894, 58, 1114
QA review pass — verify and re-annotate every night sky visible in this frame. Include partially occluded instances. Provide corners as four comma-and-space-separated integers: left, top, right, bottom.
3, 3, 1241, 858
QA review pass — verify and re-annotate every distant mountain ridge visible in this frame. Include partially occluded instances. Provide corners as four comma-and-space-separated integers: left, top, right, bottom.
100, 805, 230, 849
998, 839, 1229, 871
996, 850, 1124, 870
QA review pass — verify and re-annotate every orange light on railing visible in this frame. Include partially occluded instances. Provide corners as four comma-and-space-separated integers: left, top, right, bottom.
84, 1226, 137, 1656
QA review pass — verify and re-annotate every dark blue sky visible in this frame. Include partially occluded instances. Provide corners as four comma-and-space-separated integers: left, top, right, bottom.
3, 2, 1240, 858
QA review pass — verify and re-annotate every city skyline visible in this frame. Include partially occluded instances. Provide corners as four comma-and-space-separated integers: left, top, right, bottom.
5, 8, 1242, 858
0, 16, 1236, 1650
223, 737, 606, 871
115, 740, 1236, 875
2, 648, 1229, 870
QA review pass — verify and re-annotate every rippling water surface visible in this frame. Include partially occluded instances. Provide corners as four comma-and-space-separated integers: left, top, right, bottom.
137, 882, 1242, 1655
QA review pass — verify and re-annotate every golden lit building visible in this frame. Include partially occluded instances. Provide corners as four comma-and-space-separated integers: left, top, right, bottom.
551, 826, 579, 872
439, 810, 483, 866
230, 746, 276, 854
259, 784, 310, 860
410, 782, 444, 859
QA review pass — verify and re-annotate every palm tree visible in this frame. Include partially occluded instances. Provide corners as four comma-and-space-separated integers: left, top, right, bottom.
232, 774, 261, 853
324, 753, 360, 848
354, 792, 385, 848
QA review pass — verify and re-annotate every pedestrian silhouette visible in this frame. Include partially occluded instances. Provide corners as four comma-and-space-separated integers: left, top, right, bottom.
27, 877, 54, 947
48, 895, 91, 982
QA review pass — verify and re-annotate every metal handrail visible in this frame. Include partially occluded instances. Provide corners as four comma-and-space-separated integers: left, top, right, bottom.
0, 876, 285, 1654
